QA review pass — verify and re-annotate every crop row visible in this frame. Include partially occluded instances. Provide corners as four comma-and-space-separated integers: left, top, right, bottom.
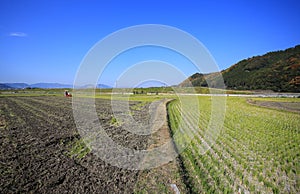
168, 96, 300, 193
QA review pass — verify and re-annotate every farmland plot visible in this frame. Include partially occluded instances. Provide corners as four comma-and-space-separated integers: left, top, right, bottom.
168, 97, 300, 193
0, 96, 184, 193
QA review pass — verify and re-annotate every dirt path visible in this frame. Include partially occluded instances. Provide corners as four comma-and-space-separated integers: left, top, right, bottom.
134, 99, 188, 193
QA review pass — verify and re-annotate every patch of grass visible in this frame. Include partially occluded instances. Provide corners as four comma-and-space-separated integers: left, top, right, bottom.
67, 138, 91, 159
0, 88, 68, 97
131, 101, 148, 111
110, 116, 123, 127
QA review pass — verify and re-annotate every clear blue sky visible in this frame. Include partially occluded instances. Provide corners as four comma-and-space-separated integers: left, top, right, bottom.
1, 0, 300, 86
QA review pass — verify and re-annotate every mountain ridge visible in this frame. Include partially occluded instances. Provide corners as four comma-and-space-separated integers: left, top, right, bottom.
179, 45, 300, 92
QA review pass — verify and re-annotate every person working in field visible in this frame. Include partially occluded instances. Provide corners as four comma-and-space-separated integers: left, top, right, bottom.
64, 90, 72, 97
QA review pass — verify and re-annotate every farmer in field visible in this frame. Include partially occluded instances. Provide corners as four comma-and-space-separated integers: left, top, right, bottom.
64, 90, 72, 97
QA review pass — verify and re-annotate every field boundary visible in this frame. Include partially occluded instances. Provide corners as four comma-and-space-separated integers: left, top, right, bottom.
247, 98, 300, 113
134, 98, 188, 193
166, 99, 193, 193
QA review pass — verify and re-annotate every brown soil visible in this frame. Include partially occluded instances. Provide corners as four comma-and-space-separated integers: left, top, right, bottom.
0, 96, 150, 193
247, 99, 300, 113
134, 99, 188, 193
0, 96, 186, 193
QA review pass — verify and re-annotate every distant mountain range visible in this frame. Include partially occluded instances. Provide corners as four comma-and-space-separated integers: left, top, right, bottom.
0, 83, 13, 89
3, 83, 29, 89
0, 83, 111, 89
179, 45, 300, 92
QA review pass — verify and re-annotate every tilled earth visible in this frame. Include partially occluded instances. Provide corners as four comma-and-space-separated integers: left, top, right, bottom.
0, 96, 156, 193
247, 99, 300, 113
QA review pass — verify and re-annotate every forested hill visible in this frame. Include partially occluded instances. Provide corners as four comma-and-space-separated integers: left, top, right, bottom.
179, 45, 300, 92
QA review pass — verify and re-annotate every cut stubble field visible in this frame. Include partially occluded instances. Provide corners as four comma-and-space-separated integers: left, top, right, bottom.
0, 94, 299, 193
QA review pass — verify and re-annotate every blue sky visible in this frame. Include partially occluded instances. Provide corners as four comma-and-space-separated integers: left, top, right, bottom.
1, 0, 300, 86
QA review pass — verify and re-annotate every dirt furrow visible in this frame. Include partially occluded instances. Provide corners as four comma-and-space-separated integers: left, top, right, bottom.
0, 96, 153, 193
134, 99, 188, 193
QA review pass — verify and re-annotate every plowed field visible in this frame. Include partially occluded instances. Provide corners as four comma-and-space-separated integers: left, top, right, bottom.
0, 96, 184, 193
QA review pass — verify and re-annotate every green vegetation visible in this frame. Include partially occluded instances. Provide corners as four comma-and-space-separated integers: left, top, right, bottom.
130, 101, 148, 110
168, 96, 300, 193
67, 137, 91, 159
110, 116, 124, 127
0, 86, 254, 99
180, 45, 300, 92
0, 88, 72, 97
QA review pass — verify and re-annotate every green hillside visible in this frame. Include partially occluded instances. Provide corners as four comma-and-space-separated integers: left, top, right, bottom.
180, 45, 300, 92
